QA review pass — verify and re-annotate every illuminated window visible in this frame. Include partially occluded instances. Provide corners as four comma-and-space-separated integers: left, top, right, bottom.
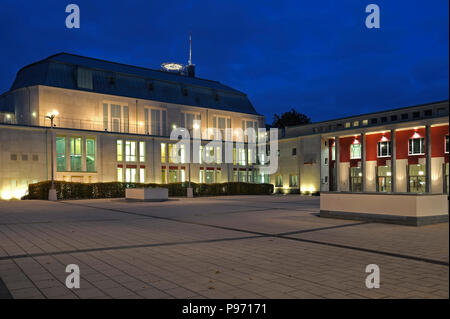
117, 167, 123, 182
86, 138, 96, 172
215, 170, 221, 183
56, 137, 66, 172
199, 145, 203, 164
233, 147, 236, 165
362, 120, 368, 126
350, 143, 361, 159
161, 143, 166, 163
139, 168, 145, 183
409, 138, 424, 155
239, 148, 246, 166
247, 171, 252, 183
445, 136, 449, 154
139, 141, 145, 162
125, 168, 136, 183
169, 168, 178, 183
70, 137, 82, 171
353, 121, 359, 127
216, 146, 222, 164
161, 168, 166, 184
345, 122, 351, 128
199, 169, 205, 183
125, 141, 136, 162
275, 175, 283, 187
377, 141, 391, 157
117, 140, 123, 161
289, 175, 298, 187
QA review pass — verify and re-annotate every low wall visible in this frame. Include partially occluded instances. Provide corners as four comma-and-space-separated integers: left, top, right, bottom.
320, 192, 449, 226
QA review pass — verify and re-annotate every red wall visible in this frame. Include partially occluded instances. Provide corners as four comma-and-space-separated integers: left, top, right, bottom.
431, 125, 449, 160
336, 126, 448, 165
339, 136, 357, 163
366, 132, 391, 161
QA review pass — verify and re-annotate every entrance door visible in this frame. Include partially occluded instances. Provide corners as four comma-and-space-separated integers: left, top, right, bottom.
350, 167, 362, 192
376, 166, 392, 192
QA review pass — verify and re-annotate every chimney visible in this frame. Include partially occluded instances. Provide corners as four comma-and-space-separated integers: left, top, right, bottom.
186, 64, 195, 77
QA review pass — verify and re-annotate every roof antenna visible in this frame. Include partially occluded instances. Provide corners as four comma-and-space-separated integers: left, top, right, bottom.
186, 32, 195, 77
188, 31, 192, 65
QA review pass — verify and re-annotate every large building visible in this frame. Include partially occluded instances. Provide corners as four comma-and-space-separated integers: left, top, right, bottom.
0, 53, 448, 199
0, 53, 265, 199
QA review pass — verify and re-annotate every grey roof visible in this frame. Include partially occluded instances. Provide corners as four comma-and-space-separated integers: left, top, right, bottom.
9, 53, 259, 115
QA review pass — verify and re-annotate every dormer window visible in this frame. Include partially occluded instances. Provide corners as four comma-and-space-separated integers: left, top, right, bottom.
109, 76, 115, 85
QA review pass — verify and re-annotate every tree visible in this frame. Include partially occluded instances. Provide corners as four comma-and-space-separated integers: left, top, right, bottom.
272, 109, 311, 129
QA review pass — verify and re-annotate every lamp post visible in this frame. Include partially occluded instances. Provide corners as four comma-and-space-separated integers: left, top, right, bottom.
46, 110, 59, 201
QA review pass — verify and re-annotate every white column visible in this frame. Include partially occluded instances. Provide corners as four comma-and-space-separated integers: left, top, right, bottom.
390, 129, 396, 192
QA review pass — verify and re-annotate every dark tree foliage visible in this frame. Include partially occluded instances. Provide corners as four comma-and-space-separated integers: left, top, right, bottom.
272, 109, 311, 128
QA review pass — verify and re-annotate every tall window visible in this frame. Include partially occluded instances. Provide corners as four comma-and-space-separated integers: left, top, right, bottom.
216, 146, 222, 164
123, 106, 129, 133
139, 141, 145, 162
161, 143, 166, 163
350, 143, 361, 159
117, 167, 123, 182
445, 136, 449, 154
125, 168, 137, 183
146, 108, 167, 136
239, 148, 246, 166
70, 137, 82, 171
56, 137, 66, 171
161, 168, 166, 184
409, 137, 424, 155
216, 170, 221, 183
169, 168, 178, 183
151, 109, 161, 135
86, 138, 96, 172
111, 104, 121, 132
117, 140, 123, 161
125, 141, 136, 162
139, 167, 145, 183
212, 116, 231, 139
289, 175, 298, 187
103, 103, 108, 130
377, 141, 391, 157
276, 175, 283, 187
182, 112, 201, 132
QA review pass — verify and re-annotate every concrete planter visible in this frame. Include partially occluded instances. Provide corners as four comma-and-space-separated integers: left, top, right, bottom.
320, 192, 449, 226
125, 187, 168, 202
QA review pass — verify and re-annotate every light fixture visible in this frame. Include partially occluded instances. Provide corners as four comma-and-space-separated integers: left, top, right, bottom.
193, 123, 199, 130
32, 112, 36, 117
418, 171, 424, 176
172, 124, 177, 129
6, 114, 11, 119
387, 171, 392, 176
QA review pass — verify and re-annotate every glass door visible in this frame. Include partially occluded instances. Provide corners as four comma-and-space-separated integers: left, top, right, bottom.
376, 166, 392, 192
350, 167, 362, 192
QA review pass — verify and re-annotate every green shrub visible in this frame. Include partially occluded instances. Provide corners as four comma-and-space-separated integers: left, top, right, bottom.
27, 181, 274, 200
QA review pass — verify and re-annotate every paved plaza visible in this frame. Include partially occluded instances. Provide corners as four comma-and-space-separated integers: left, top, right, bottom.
0, 195, 448, 299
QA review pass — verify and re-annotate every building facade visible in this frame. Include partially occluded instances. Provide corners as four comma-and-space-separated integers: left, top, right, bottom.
0, 53, 448, 199
275, 100, 449, 195
0, 53, 265, 199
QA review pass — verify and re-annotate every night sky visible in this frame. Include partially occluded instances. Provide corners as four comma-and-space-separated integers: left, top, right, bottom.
0, 0, 448, 123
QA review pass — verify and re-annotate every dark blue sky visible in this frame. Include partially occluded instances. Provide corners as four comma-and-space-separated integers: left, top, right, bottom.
0, 0, 448, 123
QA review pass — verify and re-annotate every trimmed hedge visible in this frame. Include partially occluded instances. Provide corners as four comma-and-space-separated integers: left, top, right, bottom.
27, 181, 274, 200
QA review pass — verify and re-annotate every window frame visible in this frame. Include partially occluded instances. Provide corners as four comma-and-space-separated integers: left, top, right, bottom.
350, 143, 361, 160
377, 141, 392, 158
408, 137, 425, 155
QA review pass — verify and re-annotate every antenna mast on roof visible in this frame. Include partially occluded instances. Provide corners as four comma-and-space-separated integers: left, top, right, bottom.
188, 31, 192, 65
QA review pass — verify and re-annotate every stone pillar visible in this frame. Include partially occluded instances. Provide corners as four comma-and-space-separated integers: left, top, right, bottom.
426, 125, 431, 193
390, 129, 396, 193
361, 132, 366, 192
335, 136, 340, 192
